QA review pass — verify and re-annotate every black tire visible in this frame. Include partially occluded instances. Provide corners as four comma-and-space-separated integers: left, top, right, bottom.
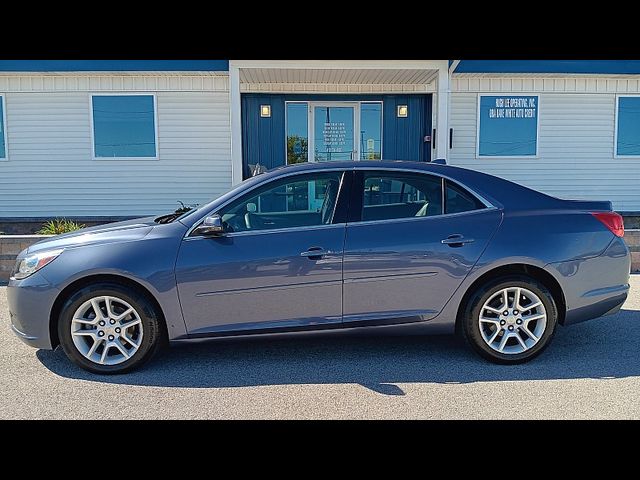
58, 282, 164, 374
461, 275, 558, 364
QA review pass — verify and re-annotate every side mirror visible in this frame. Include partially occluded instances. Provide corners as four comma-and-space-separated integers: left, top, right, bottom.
194, 214, 225, 236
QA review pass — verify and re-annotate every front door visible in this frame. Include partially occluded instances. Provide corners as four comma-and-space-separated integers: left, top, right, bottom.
342, 170, 502, 325
175, 171, 347, 336
310, 103, 358, 163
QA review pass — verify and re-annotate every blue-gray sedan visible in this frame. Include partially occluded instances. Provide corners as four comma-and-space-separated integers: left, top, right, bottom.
6, 161, 631, 373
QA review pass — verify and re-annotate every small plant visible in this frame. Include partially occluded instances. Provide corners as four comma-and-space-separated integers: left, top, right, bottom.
38, 218, 86, 235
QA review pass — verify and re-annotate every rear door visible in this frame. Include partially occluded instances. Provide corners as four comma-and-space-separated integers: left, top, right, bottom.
342, 170, 502, 325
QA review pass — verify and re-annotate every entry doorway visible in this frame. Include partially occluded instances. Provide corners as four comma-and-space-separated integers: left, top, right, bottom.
241, 93, 432, 180
286, 101, 383, 165
311, 103, 357, 161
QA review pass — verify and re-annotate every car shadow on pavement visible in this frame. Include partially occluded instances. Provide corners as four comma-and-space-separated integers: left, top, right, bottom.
37, 307, 640, 395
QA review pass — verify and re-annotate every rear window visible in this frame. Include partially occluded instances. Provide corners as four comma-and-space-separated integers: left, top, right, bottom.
445, 180, 485, 214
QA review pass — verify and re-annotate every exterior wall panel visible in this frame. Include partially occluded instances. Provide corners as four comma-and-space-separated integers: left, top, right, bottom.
450, 77, 640, 212
0, 75, 231, 217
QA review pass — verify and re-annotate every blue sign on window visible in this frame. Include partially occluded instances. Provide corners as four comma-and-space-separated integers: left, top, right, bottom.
617, 97, 640, 156
478, 95, 538, 156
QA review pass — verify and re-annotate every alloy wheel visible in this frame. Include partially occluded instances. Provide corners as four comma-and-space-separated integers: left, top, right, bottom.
478, 286, 547, 355
70, 295, 144, 366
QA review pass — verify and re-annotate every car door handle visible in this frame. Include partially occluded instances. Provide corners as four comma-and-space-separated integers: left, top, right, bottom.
300, 247, 328, 260
441, 234, 475, 247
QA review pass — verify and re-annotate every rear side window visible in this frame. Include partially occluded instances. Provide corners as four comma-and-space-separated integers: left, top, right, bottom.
361, 172, 443, 221
445, 180, 485, 214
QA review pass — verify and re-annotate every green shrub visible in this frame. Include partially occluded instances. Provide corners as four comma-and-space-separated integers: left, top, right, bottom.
38, 218, 86, 235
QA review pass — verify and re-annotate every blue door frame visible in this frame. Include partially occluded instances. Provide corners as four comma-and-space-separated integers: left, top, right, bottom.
241, 94, 432, 179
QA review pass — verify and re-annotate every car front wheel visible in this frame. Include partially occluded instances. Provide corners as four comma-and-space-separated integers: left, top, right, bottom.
58, 283, 164, 374
462, 275, 559, 364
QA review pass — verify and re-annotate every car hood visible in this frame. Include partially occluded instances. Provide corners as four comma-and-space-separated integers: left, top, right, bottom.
27, 216, 157, 254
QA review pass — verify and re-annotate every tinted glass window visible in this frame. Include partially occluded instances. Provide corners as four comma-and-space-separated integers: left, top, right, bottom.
361, 172, 443, 221
360, 103, 382, 160
219, 172, 343, 233
286, 103, 308, 164
445, 181, 485, 214
0, 96, 5, 159
92, 95, 156, 158
478, 95, 538, 156
617, 97, 640, 156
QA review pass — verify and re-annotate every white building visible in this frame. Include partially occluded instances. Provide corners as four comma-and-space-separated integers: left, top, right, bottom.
1, 59, 639, 222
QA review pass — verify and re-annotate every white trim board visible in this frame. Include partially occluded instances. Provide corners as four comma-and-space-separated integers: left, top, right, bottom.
0, 74, 229, 93
453, 76, 640, 94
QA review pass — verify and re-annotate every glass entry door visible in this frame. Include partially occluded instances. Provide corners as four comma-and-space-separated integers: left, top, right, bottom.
286, 101, 383, 165
285, 101, 382, 211
311, 103, 358, 162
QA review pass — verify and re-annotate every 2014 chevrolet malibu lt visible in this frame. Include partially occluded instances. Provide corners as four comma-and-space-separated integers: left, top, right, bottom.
7, 161, 631, 373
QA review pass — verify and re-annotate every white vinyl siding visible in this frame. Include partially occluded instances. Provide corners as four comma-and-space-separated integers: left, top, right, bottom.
0, 85, 231, 217
449, 84, 640, 212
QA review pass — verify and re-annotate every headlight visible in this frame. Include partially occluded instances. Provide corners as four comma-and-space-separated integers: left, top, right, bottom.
12, 249, 64, 280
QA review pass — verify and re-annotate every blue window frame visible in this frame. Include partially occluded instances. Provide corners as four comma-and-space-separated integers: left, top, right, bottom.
616, 96, 640, 156
0, 95, 6, 160
91, 94, 157, 159
478, 95, 538, 157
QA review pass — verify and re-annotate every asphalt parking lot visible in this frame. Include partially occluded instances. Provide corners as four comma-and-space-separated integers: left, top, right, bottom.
1, 276, 639, 419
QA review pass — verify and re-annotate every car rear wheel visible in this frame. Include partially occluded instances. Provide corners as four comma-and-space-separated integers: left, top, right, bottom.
58, 283, 164, 374
461, 275, 558, 364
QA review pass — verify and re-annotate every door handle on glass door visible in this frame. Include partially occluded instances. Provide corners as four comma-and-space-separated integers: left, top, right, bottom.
441, 234, 475, 247
300, 247, 328, 260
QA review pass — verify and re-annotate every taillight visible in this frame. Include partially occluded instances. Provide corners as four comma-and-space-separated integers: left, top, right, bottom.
591, 212, 624, 237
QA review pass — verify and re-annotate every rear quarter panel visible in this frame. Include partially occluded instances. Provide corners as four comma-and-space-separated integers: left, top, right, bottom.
428, 208, 618, 332
479, 209, 615, 266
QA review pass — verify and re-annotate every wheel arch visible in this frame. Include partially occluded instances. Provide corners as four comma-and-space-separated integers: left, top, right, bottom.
49, 274, 168, 348
455, 263, 566, 333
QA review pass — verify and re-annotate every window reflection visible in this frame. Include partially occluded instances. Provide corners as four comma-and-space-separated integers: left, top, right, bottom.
314, 106, 355, 162
360, 103, 382, 160
286, 103, 308, 164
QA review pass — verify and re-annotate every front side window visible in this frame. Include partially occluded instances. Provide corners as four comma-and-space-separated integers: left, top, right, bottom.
616, 96, 640, 156
478, 95, 538, 157
92, 95, 157, 158
219, 172, 343, 233
0, 95, 6, 159
361, 172, 443, 222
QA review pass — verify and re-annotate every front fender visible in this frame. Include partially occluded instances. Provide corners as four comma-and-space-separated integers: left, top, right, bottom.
38, 222, 188, 340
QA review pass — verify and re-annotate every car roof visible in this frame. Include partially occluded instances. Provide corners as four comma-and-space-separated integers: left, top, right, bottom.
271, 160, 442, 173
